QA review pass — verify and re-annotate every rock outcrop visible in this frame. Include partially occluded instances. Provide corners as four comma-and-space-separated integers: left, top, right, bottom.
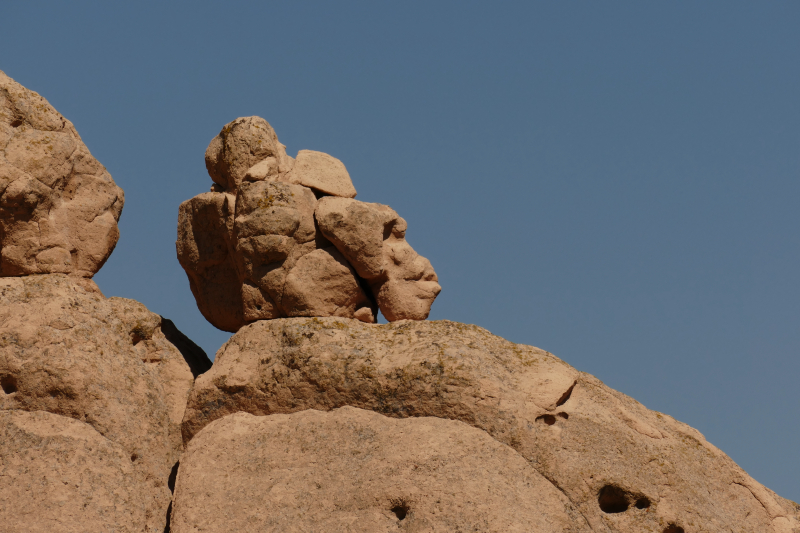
0, 70, 123, 277
177, 116, 440, 332
0, 274, 210, 532
171, 407, 588, 533
0, 73, 209, 533
181, 318, 800, 533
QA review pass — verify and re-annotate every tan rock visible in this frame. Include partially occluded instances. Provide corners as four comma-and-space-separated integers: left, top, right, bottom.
0, 410, 148, 533
171, 407, 589, 533
0, 274, 209, 533
177, 179, 376, 331
183, 318, 799, 533
282, 149, 357, 198
176, 191, 242, 332
0, 69, 124, 277
315, 197, 441, 320
204, 116, 294, 193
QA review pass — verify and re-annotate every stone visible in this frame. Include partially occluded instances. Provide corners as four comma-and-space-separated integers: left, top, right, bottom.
0, 69, 124, 277
204, 116, 294, 193
0, 274, 210, 533
177, 179, 375, 332
182, 317, 800, 533
282, 149, 357, 198
315, 197, 441, 320
170, 407, 588, 533
176, 191, 242, 332
0, 410, 147, 533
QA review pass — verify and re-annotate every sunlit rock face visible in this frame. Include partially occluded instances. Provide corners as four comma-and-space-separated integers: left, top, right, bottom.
0, 69, 124, 278
177, 116, 439, 332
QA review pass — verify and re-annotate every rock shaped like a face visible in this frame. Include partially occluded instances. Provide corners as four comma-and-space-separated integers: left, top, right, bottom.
170, 408, 586, 533
0, 70, 124, 277
315, 196, 441, 321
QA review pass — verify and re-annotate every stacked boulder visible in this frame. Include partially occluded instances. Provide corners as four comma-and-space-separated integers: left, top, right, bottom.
0, 70, 210, 533
176, 116, 441, 331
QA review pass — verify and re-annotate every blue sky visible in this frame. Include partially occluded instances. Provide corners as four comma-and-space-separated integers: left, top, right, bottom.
2, 2, 798, 501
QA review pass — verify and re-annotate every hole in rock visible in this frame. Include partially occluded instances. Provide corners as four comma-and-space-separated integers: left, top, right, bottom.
168, 461, 179, 493
556, 382, 576, 407
557, 412, 569, 419
598, 485, 630, 513
635, 497, 650, 509
1, 375, 18, 394
663, 526, 684, 533
130, 452, 139, 463
390, 502, 409, 520
10, 118, 23, 128
536, 414, 556, 426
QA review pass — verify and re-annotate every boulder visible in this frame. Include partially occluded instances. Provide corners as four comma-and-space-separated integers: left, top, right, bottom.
315, 197, 441, 320
282, 149, 357, 198
177, 179, 375, 332
0, 274, 210, 533
170, 407, 589, 533
204, 116, 294, 193
0, 69, 124, 277
0, 410, 148, 533
182, 317, 799, 533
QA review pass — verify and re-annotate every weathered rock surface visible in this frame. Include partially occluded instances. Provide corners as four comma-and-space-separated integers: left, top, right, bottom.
0, 274, 210, 533
183, 317, 800, 533
0, 410, 147, 533
0, 70, 124, 277
283, 149, 357, 198
183, 116, 450, 331
171, 407, 590, 533
316, 197, 441, 321
177, 180, 376, 332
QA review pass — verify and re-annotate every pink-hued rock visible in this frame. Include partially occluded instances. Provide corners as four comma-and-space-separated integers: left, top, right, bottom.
177, 179, 375, 332
170, 407, 588, 533
0, 69, 124, 277
176, 191, 242, 332
0, 274, 210, 533
182, 317, 800, 533
282, 149, 357, 198
0, 410, 148, 533
315, 196, 441, 321
204, 116, 294, 193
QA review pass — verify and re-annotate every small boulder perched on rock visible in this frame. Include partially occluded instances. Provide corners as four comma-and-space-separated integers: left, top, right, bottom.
0, 70, 124, 277
177, 116, 439, 331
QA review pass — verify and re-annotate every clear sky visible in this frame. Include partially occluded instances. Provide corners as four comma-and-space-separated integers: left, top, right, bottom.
2, 2, 798, 501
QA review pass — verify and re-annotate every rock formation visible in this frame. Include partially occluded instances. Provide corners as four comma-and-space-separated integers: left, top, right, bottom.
0, 71, 210, 533
0, 70, 124, 277
177, 116, 440, 331
2, 72, 798, 533
180, 318, 800, 533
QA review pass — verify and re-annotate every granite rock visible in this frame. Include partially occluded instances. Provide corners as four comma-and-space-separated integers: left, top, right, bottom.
182, 317, 799, 533
0, 69, 123, 277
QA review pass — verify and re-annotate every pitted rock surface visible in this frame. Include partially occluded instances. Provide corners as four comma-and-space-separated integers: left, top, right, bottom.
170, 407, 590, 533
182, 317, 800, 533
0, 410, 148, 533
0, 70, 124, 277
0, 274, 209, 533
